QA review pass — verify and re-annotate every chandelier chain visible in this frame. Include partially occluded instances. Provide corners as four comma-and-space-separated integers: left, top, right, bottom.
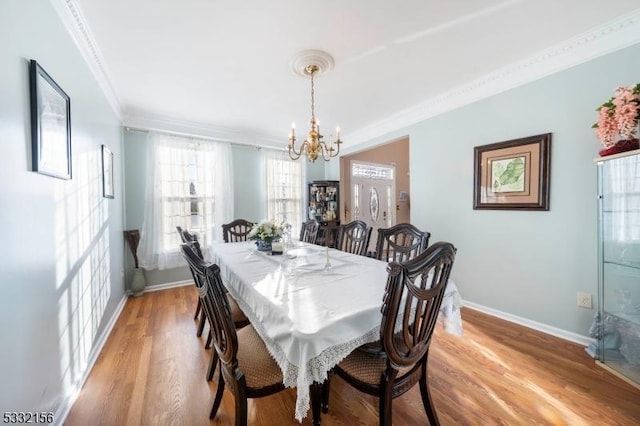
310, 69, 316, 122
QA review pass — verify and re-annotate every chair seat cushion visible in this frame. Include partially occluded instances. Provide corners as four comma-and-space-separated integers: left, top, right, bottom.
237, 325, 283, 389
337, 343, 413, 386
228, 294, 249, 327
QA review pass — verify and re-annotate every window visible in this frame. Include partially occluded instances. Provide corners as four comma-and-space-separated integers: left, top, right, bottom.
138, 132, 233, 270
265, 150, 305, 237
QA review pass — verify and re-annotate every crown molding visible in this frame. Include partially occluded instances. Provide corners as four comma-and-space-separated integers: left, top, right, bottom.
346, 8, 640, 146
52, 1, 640, 149
51, 0, 124, 119
123, 113, 283, 148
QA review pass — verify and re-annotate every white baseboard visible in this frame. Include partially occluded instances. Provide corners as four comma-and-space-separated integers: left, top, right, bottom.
142, 279, 192, 293
463, 301, 595, 347
54, 293, 128, 426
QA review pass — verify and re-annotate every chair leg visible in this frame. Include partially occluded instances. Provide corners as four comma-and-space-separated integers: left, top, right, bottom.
321, 373, 331, 413
205, 330, 212, 349
233, 386, 248, 426
310, 382, 323, 426
419, 364, 440, 425
196, 309, 206, 337
379, 370, 397, 426
209, 366, 225, 419
194, 298, 202, 320
207, 348, 219, 381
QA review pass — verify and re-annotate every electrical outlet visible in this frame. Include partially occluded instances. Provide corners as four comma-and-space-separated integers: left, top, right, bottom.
577, 292, 593, 309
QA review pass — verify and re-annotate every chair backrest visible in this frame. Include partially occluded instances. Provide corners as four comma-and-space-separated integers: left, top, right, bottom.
380, 241, 456, 367
374, 223, 430, 263
180, 243, 238, 366
222, 219, 254, 243
176, 226, 203, 258
300, 220, 320, 244
335, 220, 372, 256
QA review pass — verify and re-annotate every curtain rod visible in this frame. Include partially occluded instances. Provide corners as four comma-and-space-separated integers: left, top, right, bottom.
123, 126, 267, 150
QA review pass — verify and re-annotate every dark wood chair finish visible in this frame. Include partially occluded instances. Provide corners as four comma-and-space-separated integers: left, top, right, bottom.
331, 241, 457, 425
222, 219, 254, 243
300, 220, 320, 244
374, 223, 430, 263
335, 220, 372, 256
180, 243, 321, 425
176, 226, 207, 337
181, 242, 250, 381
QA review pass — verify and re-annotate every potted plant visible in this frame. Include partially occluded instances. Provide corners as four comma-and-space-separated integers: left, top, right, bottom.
248, 220, 283, 252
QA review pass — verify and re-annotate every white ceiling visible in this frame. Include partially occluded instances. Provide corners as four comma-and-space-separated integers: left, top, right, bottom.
60, 0, 640, 150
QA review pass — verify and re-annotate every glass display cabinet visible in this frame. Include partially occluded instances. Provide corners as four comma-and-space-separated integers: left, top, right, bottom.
308, 180, 340, 246
596, 150, 640, 388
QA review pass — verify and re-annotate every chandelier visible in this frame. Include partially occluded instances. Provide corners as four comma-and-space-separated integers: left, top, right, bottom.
288, 52, 342, 162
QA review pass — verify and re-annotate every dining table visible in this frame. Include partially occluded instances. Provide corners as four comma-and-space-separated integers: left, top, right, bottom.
209, 240, 463, 422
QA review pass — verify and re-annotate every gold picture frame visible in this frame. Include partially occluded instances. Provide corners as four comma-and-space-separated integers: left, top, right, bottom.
473, 133, 551, 210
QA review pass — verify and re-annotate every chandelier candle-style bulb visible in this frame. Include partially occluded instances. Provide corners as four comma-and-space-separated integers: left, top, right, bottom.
289, 122, 296, 148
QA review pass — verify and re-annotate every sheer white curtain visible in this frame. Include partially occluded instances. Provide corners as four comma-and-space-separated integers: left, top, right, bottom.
264, 149, 305, 237
138, 131, 233, 270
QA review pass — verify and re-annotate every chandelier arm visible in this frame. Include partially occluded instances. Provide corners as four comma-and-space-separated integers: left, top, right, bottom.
318, 140, 337, 161
288, 138, 305, 160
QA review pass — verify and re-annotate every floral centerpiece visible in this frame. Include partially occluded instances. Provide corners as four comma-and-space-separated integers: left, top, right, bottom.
593, 84, 640, 156
248, 220, 283, 251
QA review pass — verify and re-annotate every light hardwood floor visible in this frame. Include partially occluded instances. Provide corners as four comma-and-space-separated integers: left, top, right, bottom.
65, 286, 640, 425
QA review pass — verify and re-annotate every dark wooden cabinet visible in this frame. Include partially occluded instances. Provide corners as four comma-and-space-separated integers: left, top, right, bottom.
308, 180, 340, 246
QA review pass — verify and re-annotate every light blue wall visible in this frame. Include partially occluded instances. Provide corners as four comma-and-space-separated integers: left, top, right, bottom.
0, 0, 125, 416
348, 42, 640, 336
306, 158, 327, 182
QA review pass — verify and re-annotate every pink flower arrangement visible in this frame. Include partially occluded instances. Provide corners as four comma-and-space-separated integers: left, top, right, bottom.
593, 84, 640, 148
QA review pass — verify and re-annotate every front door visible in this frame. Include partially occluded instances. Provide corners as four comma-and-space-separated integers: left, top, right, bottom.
351, 161, 396, 254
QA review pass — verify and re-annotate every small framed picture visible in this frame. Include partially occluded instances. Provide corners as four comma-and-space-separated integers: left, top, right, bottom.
102, 145, 114, 199
473, 133, 551, 210
29, 60, 72, 179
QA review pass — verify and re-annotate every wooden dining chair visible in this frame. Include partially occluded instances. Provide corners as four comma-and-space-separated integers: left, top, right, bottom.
335, 220, 372, 256
222, 219, 254, 243
329, 241, 457, 425
180, 243, 302, 425
300, 220, 320, 244
181, 242, 250, 381
176, 226, 207, 337
373, 222, 430, 263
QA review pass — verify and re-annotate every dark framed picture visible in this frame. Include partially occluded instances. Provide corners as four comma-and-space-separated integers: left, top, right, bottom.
102, 145, 114, 199
473, 133, 551, 210
29, 59, 72, 180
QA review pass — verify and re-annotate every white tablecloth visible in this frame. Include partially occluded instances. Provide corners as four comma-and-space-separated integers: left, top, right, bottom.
210, 241, 463, 421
